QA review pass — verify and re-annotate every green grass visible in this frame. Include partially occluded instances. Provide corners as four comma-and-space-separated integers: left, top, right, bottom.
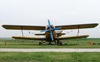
0, 38, 100, 48
0, 52, 100, 62
0, 38, 100, 62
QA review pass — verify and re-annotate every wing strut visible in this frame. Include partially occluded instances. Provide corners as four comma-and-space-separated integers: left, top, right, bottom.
21, 27, 24, 36
77, 26, 80, 36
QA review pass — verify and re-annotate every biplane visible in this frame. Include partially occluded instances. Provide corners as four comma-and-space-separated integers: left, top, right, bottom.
2, 20, 98, 45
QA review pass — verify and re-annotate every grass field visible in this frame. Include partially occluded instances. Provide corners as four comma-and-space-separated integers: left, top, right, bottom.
0, 52, 100, 62
0, 38, 100, 48
0, 38, 100, 62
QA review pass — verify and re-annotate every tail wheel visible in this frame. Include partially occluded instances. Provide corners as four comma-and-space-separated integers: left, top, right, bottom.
39, 42, 42, 45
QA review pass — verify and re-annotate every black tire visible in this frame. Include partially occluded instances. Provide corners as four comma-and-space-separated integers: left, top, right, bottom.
57, 40, 59, 45
39, 42, 42, 45
59, 41, 63, 46
57, 40, 63, 46
48, 42, 52, 45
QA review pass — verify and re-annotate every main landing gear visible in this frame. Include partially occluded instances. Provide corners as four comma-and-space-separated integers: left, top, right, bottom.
57, 40, 63, 46
39, 42, 42, 45
39, 40, 44, 45
39, 40, 63, 46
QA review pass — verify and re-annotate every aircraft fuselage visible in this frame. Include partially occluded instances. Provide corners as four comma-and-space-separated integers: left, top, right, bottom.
45, 31, 56, 42
45, 25, 58, 42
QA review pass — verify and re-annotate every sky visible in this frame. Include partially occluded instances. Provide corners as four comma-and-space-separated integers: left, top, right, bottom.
0, 0, 100, 38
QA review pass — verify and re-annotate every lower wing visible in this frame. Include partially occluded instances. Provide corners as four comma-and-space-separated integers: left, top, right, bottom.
12, 36, 45, 40
12, 35, 88, 40
56, 35, 89, 40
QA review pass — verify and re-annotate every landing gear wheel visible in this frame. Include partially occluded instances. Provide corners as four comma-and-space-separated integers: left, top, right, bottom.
39, 42, 42, 45
59, 41, 62, 46
57, 40, 63, 46
48, 42, 52, 45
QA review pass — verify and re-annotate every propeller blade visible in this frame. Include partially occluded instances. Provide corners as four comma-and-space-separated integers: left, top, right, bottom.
40, 30, 48, 32
53, 28, 60, 30
48, 19, 51, 27
50, 31, 54, 41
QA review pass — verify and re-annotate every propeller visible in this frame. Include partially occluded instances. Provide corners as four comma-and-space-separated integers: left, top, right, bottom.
41, 19, 60, 41
48, 20, 54, 41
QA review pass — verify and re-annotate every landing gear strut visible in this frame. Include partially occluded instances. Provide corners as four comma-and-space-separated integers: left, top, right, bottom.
48, 42, 52, 45
57, 40, 63, 46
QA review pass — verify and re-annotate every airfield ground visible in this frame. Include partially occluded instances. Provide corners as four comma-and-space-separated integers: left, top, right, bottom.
0, 52, 100, 62
0, 38, 100, 48
0, 38, 100, 62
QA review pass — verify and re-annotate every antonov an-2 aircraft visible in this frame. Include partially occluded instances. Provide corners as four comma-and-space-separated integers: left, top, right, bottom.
2, 20, 98, 45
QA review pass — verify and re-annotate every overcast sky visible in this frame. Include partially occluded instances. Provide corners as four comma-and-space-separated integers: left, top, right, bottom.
0, 0, 100, 38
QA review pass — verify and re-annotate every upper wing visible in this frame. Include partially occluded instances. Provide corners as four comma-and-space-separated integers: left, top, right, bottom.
56, 35, 89, 40
55, 23, 98, 30
12, 36, 45, 40
2, 25, 45, 30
